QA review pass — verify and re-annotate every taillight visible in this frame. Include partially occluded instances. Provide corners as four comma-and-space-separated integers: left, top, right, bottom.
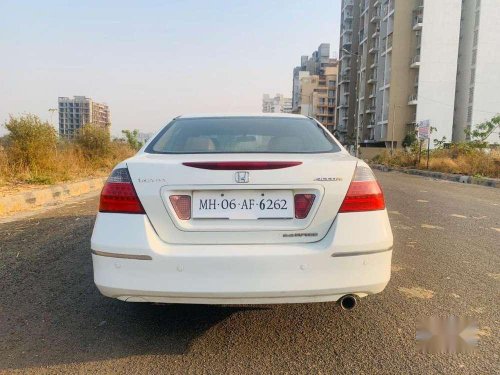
339, 165, 385, 213
99, 168, 145, 214
169, 195, 191, 220
294, 194, 316, 219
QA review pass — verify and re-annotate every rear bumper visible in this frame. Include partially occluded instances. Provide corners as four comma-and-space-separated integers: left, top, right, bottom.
91, 210, 393, 304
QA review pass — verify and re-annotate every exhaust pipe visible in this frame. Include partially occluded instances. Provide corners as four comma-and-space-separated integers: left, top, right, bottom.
338, 294, 358, 310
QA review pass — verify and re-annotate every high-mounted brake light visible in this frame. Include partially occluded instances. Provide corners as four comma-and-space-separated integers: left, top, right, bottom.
339, 165, 385, 213
294, 194, 316, 219
169, 195, 191, 220
99, 168, 145, 214
182, 161, 302, 170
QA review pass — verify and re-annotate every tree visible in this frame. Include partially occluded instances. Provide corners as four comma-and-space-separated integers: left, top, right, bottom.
76, 124, 111, 159
465, 115, 500, 147
402, 132, 417, 149
4, 114, 57, 170
121, 129, 143, 150
433, 136, 447, 149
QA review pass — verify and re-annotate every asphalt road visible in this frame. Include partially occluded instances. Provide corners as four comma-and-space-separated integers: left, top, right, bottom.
0, 171, 498, 374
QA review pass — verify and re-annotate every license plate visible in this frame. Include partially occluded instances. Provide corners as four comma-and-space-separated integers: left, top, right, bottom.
192, 190, 294, 219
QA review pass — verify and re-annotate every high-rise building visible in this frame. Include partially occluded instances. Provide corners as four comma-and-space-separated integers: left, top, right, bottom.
58, 96, 111, 138
336, 0, 500, 149
453, 0, 500, 144
298, 66, 338, 132
337, 0, 360, 143
292, 44, 338, 113
262, 94, 293, 113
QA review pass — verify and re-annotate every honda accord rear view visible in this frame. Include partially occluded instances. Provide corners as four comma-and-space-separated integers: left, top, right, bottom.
90, 114, 393, 306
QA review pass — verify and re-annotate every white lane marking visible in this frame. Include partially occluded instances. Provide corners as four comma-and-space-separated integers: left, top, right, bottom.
491, 227, 500, 233
421, 224, 444, 230
450, 293, 460, 299
470, 306, 485, 314
473, 215, 487, 219
417, 199, 429, 203
389, 210, 401, 215
398, 287, 435, 299
450, 214, 467, 219
420, 190, 428, 193
478, 327, 492, 337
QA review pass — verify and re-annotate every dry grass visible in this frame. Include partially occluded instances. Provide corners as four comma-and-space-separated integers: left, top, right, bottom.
373, 148, 500, 179
0, 142, 135, 188
0, 147, 9, 185
0, 115, 136, 191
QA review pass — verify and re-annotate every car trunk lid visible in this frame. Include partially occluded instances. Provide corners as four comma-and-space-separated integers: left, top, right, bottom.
127, 153, 357, 244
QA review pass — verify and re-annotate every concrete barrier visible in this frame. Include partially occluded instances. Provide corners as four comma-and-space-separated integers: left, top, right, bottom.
0, 177, 106, 216
370, 164, 499, 188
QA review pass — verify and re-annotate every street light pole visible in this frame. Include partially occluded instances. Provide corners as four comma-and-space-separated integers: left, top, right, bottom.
48, 108, 58, 127
391, 104, 405, 155
391, 104, 396, 155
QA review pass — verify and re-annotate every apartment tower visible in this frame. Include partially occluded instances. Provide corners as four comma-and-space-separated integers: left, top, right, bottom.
336, 0, 500, 149
337, 0, 360, 143
292, 44, 337, 113
453, 0, 500, 144
298, 66, 338, 132
58, 96, 111, 138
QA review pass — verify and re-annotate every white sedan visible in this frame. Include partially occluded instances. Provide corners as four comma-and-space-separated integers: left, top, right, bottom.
91, 114, 393, 309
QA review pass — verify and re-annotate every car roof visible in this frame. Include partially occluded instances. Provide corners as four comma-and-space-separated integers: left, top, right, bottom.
176, 113, 309, 119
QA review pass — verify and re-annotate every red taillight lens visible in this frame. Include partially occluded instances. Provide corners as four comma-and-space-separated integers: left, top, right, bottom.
339, 165, 385, 213
294, 194, 316, 219
182, 161, 302, 170
169, 195, 191, 220
99, 168, 145, 214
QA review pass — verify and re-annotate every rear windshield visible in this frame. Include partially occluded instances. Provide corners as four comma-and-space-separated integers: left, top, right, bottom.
146, 117, 340, 154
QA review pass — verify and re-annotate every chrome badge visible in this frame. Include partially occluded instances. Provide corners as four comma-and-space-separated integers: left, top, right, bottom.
314, 177, 343, 182
137, 177, 167, 183
235, 171, 250, 183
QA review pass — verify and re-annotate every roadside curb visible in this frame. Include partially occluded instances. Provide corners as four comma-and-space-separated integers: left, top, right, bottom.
370, 164, 499, 189
0, 177, 106, 216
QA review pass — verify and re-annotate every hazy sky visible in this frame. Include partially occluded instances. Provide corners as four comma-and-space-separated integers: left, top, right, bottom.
0, 0, 340, 136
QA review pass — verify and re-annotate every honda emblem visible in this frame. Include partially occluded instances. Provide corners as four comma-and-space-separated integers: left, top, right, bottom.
235, 171, 249, 183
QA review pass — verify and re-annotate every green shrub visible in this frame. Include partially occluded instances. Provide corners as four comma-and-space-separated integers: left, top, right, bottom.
25, 175, 55, 185
402, 132, 417, 149
76, 124, 111, 159
121, 129, 143, 151
0, 115, 135, 187
4, 114, 57, 171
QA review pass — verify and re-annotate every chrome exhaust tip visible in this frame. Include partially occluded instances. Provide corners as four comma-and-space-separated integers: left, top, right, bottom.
339, 294, 358, 310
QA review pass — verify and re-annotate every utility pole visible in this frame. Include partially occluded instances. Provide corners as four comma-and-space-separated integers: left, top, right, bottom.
48, 108, 58, 127
391, 104, 396, 155
355, 72, 361, 157
391, 104, 403, 156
